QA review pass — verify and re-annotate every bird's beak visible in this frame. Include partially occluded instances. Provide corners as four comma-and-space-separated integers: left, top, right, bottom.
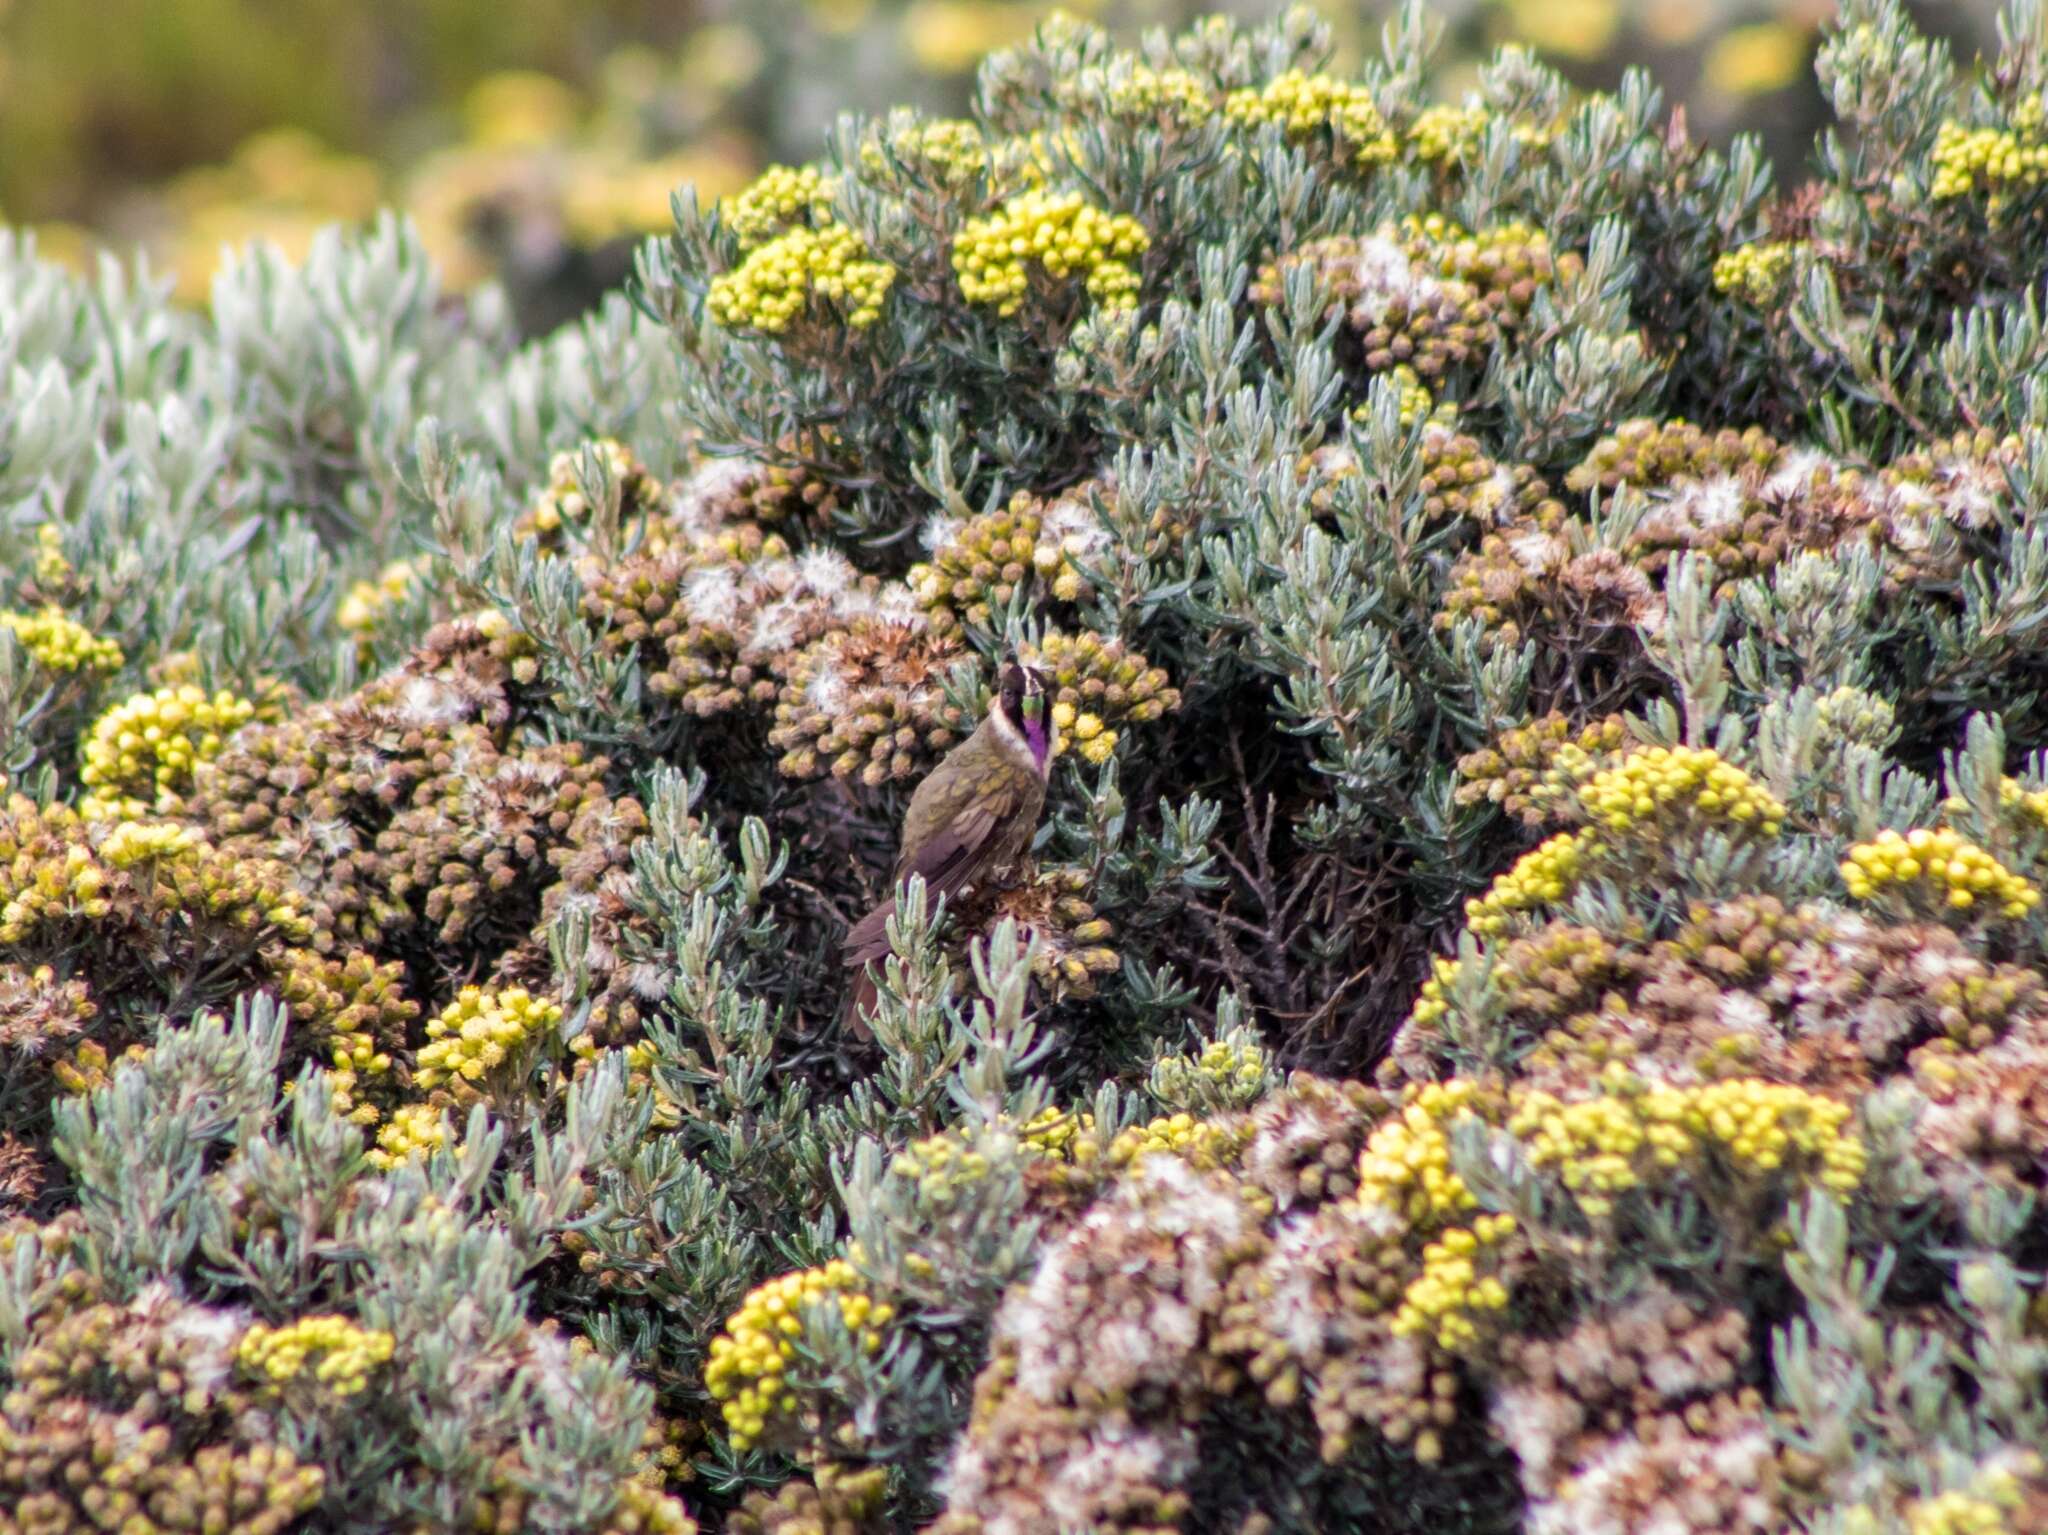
1022, 693, 1043, 722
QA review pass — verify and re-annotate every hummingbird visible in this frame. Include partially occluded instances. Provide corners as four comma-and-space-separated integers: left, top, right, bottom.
842, 659, 1053, 1030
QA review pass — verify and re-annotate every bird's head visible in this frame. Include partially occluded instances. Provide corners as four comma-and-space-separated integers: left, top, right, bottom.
996, 657, 1053, 769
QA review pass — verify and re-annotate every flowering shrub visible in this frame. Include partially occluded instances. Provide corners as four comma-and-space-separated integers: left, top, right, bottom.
6, 3, 2048, 1531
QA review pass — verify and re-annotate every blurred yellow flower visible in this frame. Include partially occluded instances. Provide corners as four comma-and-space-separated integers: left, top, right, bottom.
1497, 0, 1619, 62
903, 0, 1046, 74
1703, 22, 1809, 98
464, 72, 581, 148
679, 25, 766, 95
810, 0, 880, 36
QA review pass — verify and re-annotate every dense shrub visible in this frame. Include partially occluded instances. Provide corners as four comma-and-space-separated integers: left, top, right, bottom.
6, 1, 2048, 1530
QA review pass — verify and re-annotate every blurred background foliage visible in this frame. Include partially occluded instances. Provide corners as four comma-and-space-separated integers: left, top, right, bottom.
0, 0, 2006, 332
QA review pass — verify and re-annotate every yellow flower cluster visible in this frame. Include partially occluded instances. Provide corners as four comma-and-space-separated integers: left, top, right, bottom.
98, 820, 200, 868
1712, 241, 1801, 306
1106, 1111, 1251, 1172
708, 222, 895, 334
1098, 64, 1214, 123
0, 836, 110, 942
1903, 1491, 2016, 1535
1405, 956, 1463, 1032
79, 685, 256, 820
703, 1259, 894, 1451
1931, 102, 2048, 203
34, 525, 73, 589
1840, 828, 2040, 918
336, 560, 421, 641
891, 1131, 993, 1210
1391, 1213, 1515, 1350
1948, 776, 2048, 830
413, 985, 564, 1091
1408, 103, 1490, 166
1464, 829, 1597, 938
1151, 1034, 1273, 1106
237, 1315, 395, 1397
1354, 364, 1455, 430
1510, 1077, 1693, 1218
1018, 1103, 1097, 1163
907, 491, 1090, 631
322, 1029, 393, 1126
1357, 1080, 1483, 1226
859, 117, 989, 187
517, 438, 662, 547
1510, 1072, 1865, 1218
952, 191, 1148, 318
1578, 745, 1786, 838
364, 1103, 452, 1170
1025, 629, 1179, 767
719, 164, 836, 249
0, 607, 123, 675
51, 1038, 148, 1096
1223, 70, 1398, 167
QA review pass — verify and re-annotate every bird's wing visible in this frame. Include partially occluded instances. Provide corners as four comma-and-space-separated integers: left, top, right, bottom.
897, 783, 1019, 903
841, 779, 1025, 969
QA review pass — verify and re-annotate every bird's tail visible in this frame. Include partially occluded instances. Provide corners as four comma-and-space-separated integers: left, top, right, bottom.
839, 967, 881, 1041
839, 897, 897, 1040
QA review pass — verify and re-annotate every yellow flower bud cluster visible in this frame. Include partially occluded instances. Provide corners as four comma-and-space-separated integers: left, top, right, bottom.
703, 1259, 894, 1451
1464, 829, 1597, 938
1577, 745, 1786, 839
364, 1102, 453, 1169
0, 607, 123, 675
514, 439, 664, 551
1903, 1461, 2033, 1535
34, 524, 73, 589
1840, 827, 2040, 918
890, 1130, 993, 1212
1222, 70, 1398, 167
1023, 629, 1180, 766
0, 801, 307, 945
414, 985, 564, 1091
335, 559, 421, 648
1353, 363, 1456, 430
908, 491, 1093, 631
1930, 103, 2048, 203
1407, 103, 1491, 166
1509, 1076, 1694, 1218
859, 116, 989, 187
1404, 957, 1464, 1033
718, 164, 837, 249
1391, 1213, 1516, 1350
1150, 1032, 1274, 1110
1017, 1104, 1098, 1163
1947, 776, 2048, 831
1107, 1111, 1252, 1172
1086, 64, 1215, 124
1509, 1072, 1864, 1218
0, 833, 110, 943
236, 1314, 395, 1397
1711, 240, 1802, 306
98, 820, 201, 868
366, 1102, 448, 1167
952, 191, 1148, 318
1455, 712, 1629, 827
1357, 1080, 1483, 1227
1904, 1492, 2015, 1535
50, 1037, 149, 1095
79, 685, 256, 820
708, 222, 895, 335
